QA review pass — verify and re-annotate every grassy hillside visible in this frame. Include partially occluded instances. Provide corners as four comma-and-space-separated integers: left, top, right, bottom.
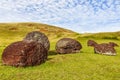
79, 31, 120, 40
0, 23, 78, 48
0, 23, 120, 80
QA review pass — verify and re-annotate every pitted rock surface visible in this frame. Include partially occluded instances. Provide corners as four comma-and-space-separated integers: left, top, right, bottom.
56, 38, 82, 54
87, 40, 118, 55
23, 31, 50, 51
2, 41, 47, 67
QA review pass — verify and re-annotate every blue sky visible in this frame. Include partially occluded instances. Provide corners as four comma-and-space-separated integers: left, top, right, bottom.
0, 0, 120, 33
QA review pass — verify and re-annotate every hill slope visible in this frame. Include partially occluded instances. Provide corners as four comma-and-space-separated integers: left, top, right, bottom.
0, 22, 120, 47
78, 31, 120, 40
0, 22, 78, 47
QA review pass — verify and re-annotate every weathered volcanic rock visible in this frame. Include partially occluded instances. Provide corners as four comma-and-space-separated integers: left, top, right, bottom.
56, 38, 82, 54
2, 41, 47, 67
23, 31, 50, 51
87, 40, 118, 56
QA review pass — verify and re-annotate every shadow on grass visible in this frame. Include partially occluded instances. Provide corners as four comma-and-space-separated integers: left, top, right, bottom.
47, 50, 58, 61
48, 50, 83, 56
47, 58, 53, 61
48, 50, 58, 55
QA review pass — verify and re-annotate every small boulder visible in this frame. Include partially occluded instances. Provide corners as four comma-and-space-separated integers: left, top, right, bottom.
2, 41, 47, 67
56, 38, 82, 54
23, 31, 50, 51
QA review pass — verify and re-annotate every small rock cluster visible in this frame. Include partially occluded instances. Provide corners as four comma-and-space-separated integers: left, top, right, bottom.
2, 31, 119, 67
87, 40, 118, 55
2, 31, 49, 67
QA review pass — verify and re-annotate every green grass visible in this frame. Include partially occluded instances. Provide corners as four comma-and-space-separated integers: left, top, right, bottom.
79, 31, 120, 40
0, 23, 120, 80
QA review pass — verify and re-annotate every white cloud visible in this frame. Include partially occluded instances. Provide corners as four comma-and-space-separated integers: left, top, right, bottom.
0, 0, 120, 33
